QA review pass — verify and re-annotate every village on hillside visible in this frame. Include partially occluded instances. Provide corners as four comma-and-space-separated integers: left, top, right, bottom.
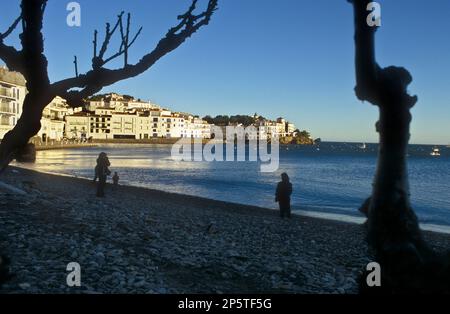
1, 66, 311, 145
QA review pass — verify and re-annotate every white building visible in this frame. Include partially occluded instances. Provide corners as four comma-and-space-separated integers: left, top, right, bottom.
38, 96, 78, 141
128, 100, 160, 112
65, 108, 212, 140
150, 111, 187, 138
254, 117, 297, 139
287, 122, 296, 136
0, 67, 83, 142
0, 66, 26, 139
185, 117, 211, 139
86, 93, 160, 113
65, 112, 90, 140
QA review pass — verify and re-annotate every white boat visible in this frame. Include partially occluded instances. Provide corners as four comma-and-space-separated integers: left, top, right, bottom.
359, 143, 367, 150
430, 148, 441, 157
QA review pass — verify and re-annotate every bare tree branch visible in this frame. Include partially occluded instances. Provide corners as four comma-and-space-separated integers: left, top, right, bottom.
0, 15, 24, 72
0, 43, 23, 73
73, 55, 78, 77
124, 13, 131, 66
93, 12, 143, 68
102, 26, 142, 65
98, 11, 124, 61
52, 0, 218, 107
93, 30, 98, 59
91, 11, 145, 69
0, 15, 22, 41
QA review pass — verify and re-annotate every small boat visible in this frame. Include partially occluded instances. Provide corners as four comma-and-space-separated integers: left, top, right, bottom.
359, 143, 367, 150
430, 148, 441, 157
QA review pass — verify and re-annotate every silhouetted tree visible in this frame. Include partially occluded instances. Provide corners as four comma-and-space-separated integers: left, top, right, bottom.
292, 130, 313, 145
0, 0, 218, 171
348, 0, 450, 293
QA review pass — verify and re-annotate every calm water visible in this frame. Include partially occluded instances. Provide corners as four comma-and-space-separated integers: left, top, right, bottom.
14, 142, 450, 228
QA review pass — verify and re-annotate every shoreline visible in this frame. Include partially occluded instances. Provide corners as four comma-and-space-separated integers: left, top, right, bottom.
35, 143, 98, 151
1, 166, 449, 293
10, 164, 450, 235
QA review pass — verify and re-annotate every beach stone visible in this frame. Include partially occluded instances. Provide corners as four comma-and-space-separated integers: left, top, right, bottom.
267, 265, 283, 273
134, 280, 146, 288
19, 283, 31, 290
156, 287, 168, 294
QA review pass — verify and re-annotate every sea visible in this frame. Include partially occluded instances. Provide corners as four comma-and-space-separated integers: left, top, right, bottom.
13, 142, 450, 232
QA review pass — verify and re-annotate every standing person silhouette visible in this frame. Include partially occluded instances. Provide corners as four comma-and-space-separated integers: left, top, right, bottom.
275, 173, 293, 218
96, 152, 111, 197
112, 172, 119, 190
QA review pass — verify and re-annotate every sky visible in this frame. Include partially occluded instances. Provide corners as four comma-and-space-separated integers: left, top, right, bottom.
1, 0, 450, 144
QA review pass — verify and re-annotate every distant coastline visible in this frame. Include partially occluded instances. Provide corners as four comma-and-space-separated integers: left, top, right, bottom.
30, 137, 318, 148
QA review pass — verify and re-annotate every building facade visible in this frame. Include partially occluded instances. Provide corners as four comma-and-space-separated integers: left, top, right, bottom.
0, 66, 26, 139
38, 96, 79, 141
65, 106, 214, 140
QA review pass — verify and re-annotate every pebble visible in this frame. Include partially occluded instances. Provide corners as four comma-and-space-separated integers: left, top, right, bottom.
19, 283, 31, 290
0, 167, 399, 294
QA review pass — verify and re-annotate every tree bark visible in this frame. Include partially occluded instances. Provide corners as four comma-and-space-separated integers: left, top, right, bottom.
0, 93, 53, 170
349, 0, 449, 293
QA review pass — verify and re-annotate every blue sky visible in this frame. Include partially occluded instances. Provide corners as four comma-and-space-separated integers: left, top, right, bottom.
1, 0, 450, 144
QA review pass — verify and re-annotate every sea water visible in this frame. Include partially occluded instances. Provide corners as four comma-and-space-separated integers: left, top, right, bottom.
16, 142, 450, 228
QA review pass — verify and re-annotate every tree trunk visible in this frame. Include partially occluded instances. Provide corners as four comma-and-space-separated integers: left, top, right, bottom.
0, 92, 52, 171
348, 0, 450, 293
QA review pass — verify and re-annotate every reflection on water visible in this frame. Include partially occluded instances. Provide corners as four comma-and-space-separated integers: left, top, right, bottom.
12, 143, 450, 231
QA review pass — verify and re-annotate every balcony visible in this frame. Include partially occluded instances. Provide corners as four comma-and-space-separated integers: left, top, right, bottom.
0, 87, 13, 99
0, 104, 14, 115
0, 119, 11, 126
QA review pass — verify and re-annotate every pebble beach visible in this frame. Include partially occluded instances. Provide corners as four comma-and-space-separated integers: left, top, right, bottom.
0, 166, 449, 294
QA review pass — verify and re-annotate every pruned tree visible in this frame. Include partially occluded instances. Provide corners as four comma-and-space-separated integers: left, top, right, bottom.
0, 0, 218, 171
348, 0, 450, 293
